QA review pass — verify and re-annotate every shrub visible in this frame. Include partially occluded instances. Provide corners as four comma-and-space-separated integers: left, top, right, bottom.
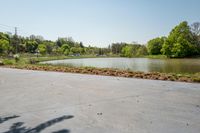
29, 58, 39, 64
13, 54, 20, 62
2, 59, 15, 65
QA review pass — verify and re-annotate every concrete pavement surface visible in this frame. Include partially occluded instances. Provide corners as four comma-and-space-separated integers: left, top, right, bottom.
0, 67, 200, 133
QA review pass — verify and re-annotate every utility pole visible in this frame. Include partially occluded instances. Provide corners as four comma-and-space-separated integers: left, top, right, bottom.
14, 27, 19, 54
14, 27, 17, 35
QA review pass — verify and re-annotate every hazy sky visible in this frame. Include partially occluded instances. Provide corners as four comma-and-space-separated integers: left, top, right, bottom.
0, 0, 200, 47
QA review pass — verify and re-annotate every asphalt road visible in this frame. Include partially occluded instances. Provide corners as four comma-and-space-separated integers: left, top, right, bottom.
0, 68, 200, 133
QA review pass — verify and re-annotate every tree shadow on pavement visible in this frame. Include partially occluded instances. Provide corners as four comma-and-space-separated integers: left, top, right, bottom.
52, 129, 70, 133
0, 115, 20, 124
1, 115, 73, 133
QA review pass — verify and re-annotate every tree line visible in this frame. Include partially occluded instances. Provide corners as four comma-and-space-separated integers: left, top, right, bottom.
0, 21, 200, 58
0, 34, 109, 56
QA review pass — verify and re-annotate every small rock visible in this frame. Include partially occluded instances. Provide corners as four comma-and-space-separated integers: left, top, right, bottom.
97, 112, 103, 115
186, 123, 189, 126
196, 105, 200, 108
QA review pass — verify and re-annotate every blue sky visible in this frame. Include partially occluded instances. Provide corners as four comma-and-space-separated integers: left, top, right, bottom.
0, 0, 200, 47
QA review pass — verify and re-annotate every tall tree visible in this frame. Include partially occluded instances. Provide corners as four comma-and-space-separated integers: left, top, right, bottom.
11, 35, 20, 54
25, 41, 38, 53
38, 44, 46, 55
191, 22, 200, 51
111, 43, 127, 54
191, 22, 200, 36
0, 39, 9, 54
147, 37, 165, 55
161, 21, 198, 57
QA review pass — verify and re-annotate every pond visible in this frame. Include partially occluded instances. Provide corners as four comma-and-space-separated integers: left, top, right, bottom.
42, 58, 200, 74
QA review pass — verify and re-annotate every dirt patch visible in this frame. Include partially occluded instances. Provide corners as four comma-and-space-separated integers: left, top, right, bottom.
3, 64, 200, 83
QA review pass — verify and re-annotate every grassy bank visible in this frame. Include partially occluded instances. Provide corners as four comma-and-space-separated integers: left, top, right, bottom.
144, 55, 167, 59
0, 55, 111, 65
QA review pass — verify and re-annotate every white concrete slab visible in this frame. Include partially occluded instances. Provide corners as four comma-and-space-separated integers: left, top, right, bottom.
0, 68, 200, 133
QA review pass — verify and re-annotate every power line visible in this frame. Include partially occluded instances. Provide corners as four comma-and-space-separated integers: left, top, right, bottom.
0, 28, 10, 33
0, 26, 13, 33
0, 23, 20, 54
0, 24, 19, 35
15, 27, 17, 35
0, 23, 43, 38
0, 24, 15, 28
0, 25, 13, 30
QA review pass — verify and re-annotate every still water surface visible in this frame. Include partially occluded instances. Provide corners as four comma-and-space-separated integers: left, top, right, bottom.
42, 58, 200, 73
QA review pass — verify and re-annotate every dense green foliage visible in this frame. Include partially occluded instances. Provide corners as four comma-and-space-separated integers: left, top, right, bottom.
0, 21, 199, 58
111, 21, 200, 58
147, 37, 165, 55
0, 33, 10, 54
121, 44, 147, 57
0, 39, 9, 54
0, 33, 110, 56
25, 40, 38, 53
161, 21, 199, 57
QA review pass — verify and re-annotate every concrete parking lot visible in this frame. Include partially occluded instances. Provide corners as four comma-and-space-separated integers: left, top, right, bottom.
0, 68, 200, 133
